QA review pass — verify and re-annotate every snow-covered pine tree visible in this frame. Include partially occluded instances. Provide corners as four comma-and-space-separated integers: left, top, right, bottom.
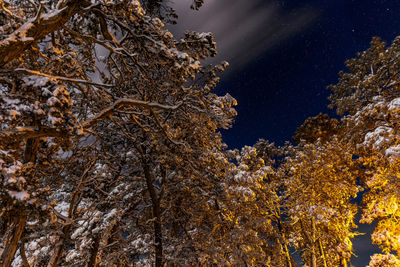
0, 1, 237, 266
329, 36, 400, 266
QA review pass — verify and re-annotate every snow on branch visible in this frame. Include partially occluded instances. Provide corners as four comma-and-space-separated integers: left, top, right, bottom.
1, 99, 182, 142
83, 99, 183, 128
0, 0, 82, 66
11, 68, 114, 88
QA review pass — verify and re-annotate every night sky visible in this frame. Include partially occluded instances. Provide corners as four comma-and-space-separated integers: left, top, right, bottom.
220, 0, 400, 149
171, 0, 400, 264
171, 0, 400, 149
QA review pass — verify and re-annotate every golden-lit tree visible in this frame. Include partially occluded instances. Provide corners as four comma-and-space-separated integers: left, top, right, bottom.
282, 137, 360, 267
329, 36, 400, 265
213, 145, 293, 266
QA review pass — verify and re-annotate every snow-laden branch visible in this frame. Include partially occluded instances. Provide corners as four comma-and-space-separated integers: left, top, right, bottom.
82, 99, 183, 128
1, 99, 182, 142
12, 68, 115, 88
0, 0, 83, 66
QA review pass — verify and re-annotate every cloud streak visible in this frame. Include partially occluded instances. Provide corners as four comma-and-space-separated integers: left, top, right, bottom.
169, 0, 319, 74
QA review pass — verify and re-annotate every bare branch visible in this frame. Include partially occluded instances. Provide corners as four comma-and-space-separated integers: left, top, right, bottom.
0, 1, 17, 18
33, 1, 44, 23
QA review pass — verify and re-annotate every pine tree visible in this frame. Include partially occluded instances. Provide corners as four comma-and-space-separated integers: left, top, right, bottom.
329, 36, 400, 265
0, 1, 237, 266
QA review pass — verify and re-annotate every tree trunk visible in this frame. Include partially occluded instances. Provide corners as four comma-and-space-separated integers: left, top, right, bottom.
310, 250, 317, 267
340, 256, 348, 267
283, 242, 293, 267
153, 214, 163, 267
46, 225, 72, 267
276, 235, 292, 267
47, 184, 82, 266
0, 215, 27, 267
318, 238, 327, 267
20, 239, 31, 267
88, 234, 101, 267
0, 137, 38, 267
47, 164, 91, 267
273, 209, 293, 267
310, 219, 317, 267
280, 232, 293, 267
142, 158, 163, 267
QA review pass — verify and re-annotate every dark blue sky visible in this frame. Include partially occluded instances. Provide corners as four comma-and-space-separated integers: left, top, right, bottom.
217, 0, 400, 148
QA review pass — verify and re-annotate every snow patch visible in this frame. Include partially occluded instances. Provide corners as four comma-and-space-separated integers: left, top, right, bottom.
388, 97, 400, 112
22, 75, 49, 87
7, 190, 30, 201
385, 145, 400, 158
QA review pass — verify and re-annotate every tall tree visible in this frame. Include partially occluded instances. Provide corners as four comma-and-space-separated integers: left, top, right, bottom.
329, 36, 400, 265
278, 113, 361, 267
0, 0, 237, 266
215, 145, 290, 266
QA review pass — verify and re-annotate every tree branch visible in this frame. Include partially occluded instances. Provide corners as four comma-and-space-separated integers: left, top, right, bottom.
82, 99, 182, 128
1, 100, 181, 142
11, 68, 115, 88
0, 126, 69, 142
0, 0, 86, 66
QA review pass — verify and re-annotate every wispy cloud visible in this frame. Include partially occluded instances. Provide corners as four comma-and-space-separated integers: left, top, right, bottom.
169, 0, 319, 74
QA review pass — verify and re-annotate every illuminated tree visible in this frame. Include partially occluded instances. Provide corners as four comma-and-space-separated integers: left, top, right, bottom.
292, 113, 340, 145
329, 36, 400, 265
211, 145, 292, 266
278, 112, 361, 267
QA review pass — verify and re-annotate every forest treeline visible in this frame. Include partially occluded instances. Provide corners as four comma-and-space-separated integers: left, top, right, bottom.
0, 1, 400, 266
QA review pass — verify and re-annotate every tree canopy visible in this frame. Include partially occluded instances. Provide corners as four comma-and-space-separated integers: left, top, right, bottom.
1, 1, 400, 267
